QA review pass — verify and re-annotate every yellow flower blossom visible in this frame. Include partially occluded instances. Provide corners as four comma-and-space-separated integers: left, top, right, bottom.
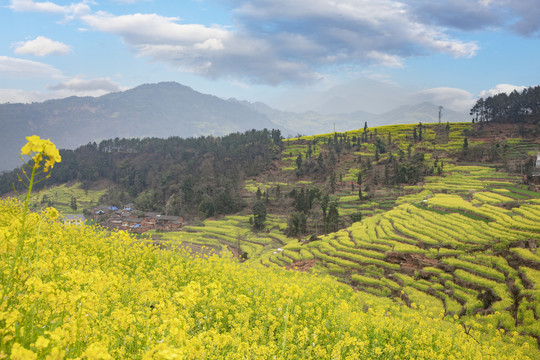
81, 342, 112, 360
20, 135, 61, 172
0, 197, 538, 360
10, 343, 37, 360
34, 336, 50, 350
43, 206, 59, 220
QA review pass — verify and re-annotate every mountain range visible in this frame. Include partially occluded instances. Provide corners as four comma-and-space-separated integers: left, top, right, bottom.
0, 81, 469, 172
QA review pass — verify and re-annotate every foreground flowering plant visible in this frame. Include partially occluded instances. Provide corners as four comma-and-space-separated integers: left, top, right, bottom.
20, 135, 61, 173
1, 136, 60, 321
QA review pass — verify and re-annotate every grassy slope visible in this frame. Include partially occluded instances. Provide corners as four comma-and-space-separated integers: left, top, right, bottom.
25, 182, 107, 215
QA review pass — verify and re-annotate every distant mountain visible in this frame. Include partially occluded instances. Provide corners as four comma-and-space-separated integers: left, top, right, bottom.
375, 102, 469, 125
236, 100, 376, 136
0, 82, 288, 171
239, 100, 468, 136
283, 77, 413, 115
0, 81, 469, 172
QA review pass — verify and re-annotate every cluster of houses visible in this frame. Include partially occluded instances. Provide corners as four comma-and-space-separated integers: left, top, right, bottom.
92, 204, 183, 233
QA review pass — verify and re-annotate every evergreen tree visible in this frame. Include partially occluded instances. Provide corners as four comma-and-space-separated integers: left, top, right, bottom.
70, 196, 77, 211
327, 203, 339, 233
252, 200, 267, 230
357, 171, 363, 200
329, 171, 336, 193
317, 153, 324, 168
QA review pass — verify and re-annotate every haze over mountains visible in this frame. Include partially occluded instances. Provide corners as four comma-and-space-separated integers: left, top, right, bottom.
0, 82, 469, 171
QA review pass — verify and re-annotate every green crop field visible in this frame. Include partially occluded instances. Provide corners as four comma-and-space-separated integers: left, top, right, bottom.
25, 182, 108, 215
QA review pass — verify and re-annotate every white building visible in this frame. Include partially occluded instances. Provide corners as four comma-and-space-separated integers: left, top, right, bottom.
64, 214, 85, 226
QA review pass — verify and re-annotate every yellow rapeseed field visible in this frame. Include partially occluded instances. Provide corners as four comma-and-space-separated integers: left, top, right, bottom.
0, 136, 538, 359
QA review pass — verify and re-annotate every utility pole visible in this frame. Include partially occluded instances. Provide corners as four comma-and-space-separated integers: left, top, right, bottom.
438, 106, 443, 124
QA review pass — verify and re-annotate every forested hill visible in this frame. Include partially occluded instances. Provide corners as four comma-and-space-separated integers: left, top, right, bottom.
0, 82, 286, 171
1, 129, 284, 220
470, 85, 540, 124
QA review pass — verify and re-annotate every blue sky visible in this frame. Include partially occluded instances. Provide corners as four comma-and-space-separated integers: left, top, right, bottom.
1, 0, 539, 114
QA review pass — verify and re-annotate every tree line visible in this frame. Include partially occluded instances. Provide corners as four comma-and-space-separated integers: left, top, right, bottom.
1, 129, 283, 221
470, 85, 540, 124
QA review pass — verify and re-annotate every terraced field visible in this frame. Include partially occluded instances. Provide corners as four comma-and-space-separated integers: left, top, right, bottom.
249, 165, 540, 342
25, 182, 107, 214
34, 122, 536, 345
172, 123, 540, 345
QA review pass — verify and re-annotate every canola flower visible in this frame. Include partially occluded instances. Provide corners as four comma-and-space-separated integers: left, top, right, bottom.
0, 137, 539, 359
0, 199, 538, 359
0, 136, 61, 338
20, 135, 61, 173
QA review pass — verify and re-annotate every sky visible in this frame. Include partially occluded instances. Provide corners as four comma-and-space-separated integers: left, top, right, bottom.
1, 0, 539, 114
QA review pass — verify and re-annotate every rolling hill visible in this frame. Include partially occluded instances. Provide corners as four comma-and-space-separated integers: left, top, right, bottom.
0, 82, 287, 171
2, 120, 539, 358
0, 82, 469, 172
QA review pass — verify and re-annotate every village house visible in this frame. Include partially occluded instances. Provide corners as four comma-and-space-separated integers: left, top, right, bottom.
94, 205, 111, 215
121, 216, 141, 231
64, 214, 85, 226
154, 214, 183, 231
91, 205, 182, 233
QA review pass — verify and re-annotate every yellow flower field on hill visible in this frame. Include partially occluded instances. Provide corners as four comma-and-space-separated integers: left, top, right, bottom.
1, 198, 539, 359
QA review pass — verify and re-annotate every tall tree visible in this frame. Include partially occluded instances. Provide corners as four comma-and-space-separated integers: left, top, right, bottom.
327, 203, 339, 233
70, 196, 77, 211
252, 200, 267, 230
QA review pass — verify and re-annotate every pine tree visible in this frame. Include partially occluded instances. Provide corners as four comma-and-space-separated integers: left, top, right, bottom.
327, 203, 339, 232
252, 200, 267, 230
70, 196, 77, 211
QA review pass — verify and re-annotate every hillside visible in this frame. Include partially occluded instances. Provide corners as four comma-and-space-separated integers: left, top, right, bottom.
2, 198, 537, 359
156, 122, 540, 341
0, 82, 287, 171
0, 81, 470, 172
1, 121, 540, 358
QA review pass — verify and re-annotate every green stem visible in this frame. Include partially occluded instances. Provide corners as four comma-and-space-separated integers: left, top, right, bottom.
0, 164, 37, 308
280, 298, 292, 359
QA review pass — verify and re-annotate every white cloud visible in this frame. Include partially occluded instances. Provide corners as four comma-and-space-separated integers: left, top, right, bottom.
9, 0, 66, 13
80, 12, 229, 45
0, 56, 63, 78
79, 12, 318, 84
366, 51, 404, 68
0, 76, 124, 104
0, 88, 50, 103
498, 0, 540, 37
13, 36, 72, 56
411, 87, 476, 112
479, 84, 528, 98
48, 76, 121, 92
5, 0, 535, 88
75, 1, 480, 85
233, 0, 479, 58
9, 0, 92, 20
